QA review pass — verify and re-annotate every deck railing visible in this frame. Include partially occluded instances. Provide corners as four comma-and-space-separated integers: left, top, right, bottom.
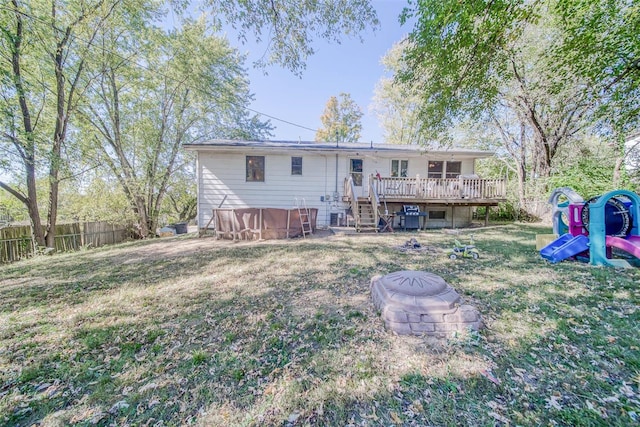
368, 177, 380, 227
372, 175, 506, 200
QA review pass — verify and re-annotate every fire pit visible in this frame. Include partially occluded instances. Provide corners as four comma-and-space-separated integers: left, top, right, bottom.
370, 270, 482, 337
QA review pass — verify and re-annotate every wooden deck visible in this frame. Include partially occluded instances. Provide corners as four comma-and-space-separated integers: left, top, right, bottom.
343, 175, 507, 230
373, 176, 506, 203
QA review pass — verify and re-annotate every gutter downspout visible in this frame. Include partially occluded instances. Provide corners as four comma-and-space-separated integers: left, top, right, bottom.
335, 153, 339, 195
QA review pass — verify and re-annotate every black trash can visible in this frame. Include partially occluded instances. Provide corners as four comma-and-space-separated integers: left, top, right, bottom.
174, 222, 188, 234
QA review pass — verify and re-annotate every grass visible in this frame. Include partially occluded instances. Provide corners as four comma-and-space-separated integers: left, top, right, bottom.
0, 224, 639, 426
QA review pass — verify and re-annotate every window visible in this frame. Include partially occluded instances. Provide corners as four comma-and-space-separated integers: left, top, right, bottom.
429, 210, 446, 220
291, 156, 302, 175
445, 161, 462, 178
428, 161, 443, 178
246, 156, 265, 182
391, 160, 408, 177
350, 158, 363, 186
428, 160, 461, 178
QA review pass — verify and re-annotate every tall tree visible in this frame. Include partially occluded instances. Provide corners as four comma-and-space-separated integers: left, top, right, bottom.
1, 0, 378, 245
371, 40, 432, 146
315, 93, 363, 143
0, 0, 121, 247
398, 0, 639, 214
400, 0, 639, 152
80, 19, 271, 238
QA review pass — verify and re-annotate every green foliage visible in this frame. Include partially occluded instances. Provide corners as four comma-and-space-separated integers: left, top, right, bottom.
315, 93, 363, 143
400, 0, 532, 141
553, 0, 640, 135
204, 0, 379, 74
402, 0, 639, 142
0, 189, 28, 222
57, 175, 135, 224
0, 0, 130, 246
79, 17, 272, 237
547, 139, 634, 199
371, 40, 433, 145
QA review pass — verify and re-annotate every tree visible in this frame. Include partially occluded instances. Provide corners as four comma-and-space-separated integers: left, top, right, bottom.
57, 173, 134, 224
553, 0, 640, 186
80, 18, 272, 238
203, 0, 379, 74
371, 40, 432, 146
400, 0, 639, 148
1, 0, 378, 245
0, 0, 121, 247
315, 93, 363, 143
398, 0, 640, 219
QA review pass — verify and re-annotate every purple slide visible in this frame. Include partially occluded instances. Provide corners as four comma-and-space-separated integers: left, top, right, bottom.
605, 235, 640, 259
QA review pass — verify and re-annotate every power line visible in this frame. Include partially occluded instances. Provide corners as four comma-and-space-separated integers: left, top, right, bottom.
0, 4, 320, 136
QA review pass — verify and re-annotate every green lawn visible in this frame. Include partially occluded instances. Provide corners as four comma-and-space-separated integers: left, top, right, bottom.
1, 224, 639, 426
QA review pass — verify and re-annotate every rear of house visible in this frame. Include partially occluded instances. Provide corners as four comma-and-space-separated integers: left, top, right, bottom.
184, 140, 506, 236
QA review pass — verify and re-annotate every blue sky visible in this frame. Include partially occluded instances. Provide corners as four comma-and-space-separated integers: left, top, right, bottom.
230, 1, 412, 143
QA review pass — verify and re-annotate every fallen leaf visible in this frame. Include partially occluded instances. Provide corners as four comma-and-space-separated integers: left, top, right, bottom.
287, 411, 301, 423
109, 400, 129, 414
481, 369, 501, 385
410, 400, 424, 413
545, 395, 562, 410
138, 382, 158, 394
390, 411, 402, 424
488, 411, 509, 424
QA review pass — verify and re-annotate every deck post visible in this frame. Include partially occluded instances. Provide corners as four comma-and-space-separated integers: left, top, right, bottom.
485, 206, 490, 226
451, 206, 455, 228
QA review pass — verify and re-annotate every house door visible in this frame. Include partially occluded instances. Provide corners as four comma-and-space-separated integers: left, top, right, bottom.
350, 158, 363, 187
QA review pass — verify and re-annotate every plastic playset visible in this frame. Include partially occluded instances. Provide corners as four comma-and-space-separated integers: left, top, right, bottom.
540, 187, 640, 268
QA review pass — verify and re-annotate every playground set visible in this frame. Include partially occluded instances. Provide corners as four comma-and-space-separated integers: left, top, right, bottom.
540, 188, 640, 268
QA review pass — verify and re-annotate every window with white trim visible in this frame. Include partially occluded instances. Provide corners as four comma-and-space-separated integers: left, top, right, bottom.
391, 159, 408, 177
291, 156, 302, 175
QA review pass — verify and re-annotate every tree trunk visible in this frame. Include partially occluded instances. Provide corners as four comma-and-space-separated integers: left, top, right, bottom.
45, 35, 71, 249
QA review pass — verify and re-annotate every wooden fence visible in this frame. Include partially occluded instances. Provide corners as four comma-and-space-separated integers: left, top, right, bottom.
0, 221, 129, 263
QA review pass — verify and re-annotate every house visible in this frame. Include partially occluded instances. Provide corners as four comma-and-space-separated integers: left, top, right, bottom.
184, 140, 507, 238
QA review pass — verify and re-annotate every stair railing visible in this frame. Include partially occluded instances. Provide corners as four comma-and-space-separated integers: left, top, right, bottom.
344, 176, 360, 228
368, 175, 380, 229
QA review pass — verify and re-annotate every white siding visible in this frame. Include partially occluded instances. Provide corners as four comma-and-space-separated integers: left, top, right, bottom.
195, 147, 482, 229
198, 151, 341, 227
360, 157, 475, 180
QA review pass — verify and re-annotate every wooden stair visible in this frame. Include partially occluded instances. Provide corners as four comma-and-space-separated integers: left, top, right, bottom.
357, 202, 378, 232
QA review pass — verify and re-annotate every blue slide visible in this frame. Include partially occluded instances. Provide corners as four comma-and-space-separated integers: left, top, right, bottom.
540, 233, 590, 263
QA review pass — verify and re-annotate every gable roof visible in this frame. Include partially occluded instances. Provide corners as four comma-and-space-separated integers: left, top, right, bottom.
183, 139, 495, 159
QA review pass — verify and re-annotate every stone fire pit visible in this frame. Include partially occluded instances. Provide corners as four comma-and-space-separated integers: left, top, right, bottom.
370, 270, 482, 337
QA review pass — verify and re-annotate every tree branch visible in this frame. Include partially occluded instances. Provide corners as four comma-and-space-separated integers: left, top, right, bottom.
0, 180, 27, 205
